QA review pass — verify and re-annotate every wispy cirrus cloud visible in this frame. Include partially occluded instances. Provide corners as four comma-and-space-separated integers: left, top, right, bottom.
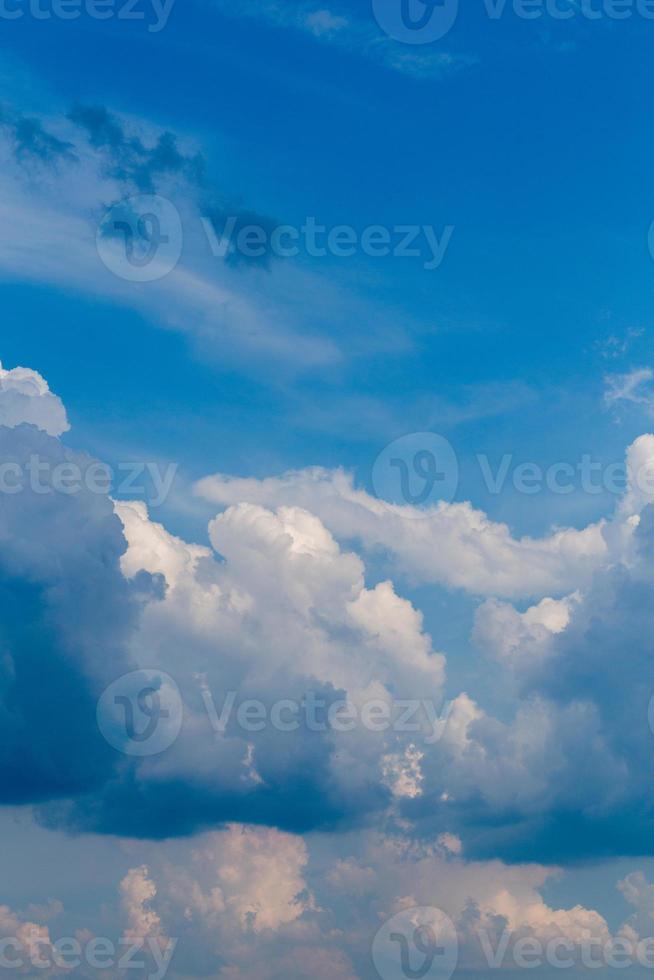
210, 0, 475, 79
0, 99, 420, 374
605, 367, 654, 416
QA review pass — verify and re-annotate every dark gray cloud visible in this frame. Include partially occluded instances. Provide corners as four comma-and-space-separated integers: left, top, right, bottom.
0, 420, 385, 838
0, 107, 75, 163
2, 99, 288, 273
69, 103, 280, 266
404, 506, 654, 864
68, 103, 204, 193
0, 425, 138, 803
201, 205, 282, 269
6, 369, 654, 866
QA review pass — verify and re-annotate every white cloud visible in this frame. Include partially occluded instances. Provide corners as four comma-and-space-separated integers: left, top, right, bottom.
210, 0, 473, 79
120, 865, 165, 942
4, 357, 654, 907
111, 425, 654, 860
474, 593, 580, 674
381, 744, 424, 799
438, 832, 463, 855
188, 826, 311, 933
0, 363, 69, 436
120, 497, 446, 704
195, 466, 608, 599
304, 8, 348, 36
605, 368, 654, 414
0, 110, 341, 373
86, 824, 637, 978
619, 872, 654, 939
0, 905, 56, 976
0, 102, 434, 378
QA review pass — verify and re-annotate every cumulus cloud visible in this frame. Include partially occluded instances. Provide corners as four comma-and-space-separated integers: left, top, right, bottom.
2, 819, 648, 980
381, 744, 425, 799
0, 905, 62, 976
473, 593, 580, 678
619, 871, 654, 939
4, 364, 654, 973
65, 496, 446, 838
185, 434, 654, 860
0, 422, 144, 809
121, 866, 166, 942
5, 358, 654, 871
182, 826, 311, 933
194, 466, 607, 599
104, 825, 651, 979
0, 363, 69, 436
86, 428, 654, 862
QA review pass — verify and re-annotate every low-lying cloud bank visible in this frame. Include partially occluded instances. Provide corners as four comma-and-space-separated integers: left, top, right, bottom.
4, 822, 654, 979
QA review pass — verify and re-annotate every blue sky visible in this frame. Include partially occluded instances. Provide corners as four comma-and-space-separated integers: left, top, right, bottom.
4, 0, 654, 542
4, 1, 654, 978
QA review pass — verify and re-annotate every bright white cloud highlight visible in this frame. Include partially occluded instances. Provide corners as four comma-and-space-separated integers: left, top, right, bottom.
0, 363, 69, 436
